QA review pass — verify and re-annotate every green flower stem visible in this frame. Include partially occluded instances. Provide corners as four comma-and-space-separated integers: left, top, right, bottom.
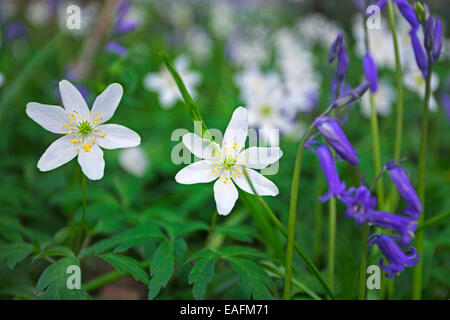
386, 0, 404, 213
327, 197, 336, 296
412, 54, 433, 300
313, 178, 325, 263
358, 223, 370, 300
76, 174, 88, 254
204, 210, 218, 247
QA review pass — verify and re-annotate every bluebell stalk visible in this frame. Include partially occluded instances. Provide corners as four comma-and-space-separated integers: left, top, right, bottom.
331, 81, 371, 109
306, 140, 348, 202
385, 161, 422, 219
368, 234, 419, 279
313, 116, 359, 165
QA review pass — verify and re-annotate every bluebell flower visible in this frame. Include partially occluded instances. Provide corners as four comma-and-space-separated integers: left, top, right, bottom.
376, 0, 419, 29
368, 234, 419, 279
306, 140, 348, 202
367, 210, 417, 245
363, 53, 378, 92
341, 182, 377, 225
385, 161, 422, 220
313, 116, 359, 165
409, 28, 429, 78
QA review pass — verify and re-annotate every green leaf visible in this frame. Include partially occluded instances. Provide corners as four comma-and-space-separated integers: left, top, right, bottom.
188, 257, 217, 299
0, 242, 34, 269
34, 246, 74, 261
80, 224, 164, 257
220, 246, 269, 259
187, 248, 217, 263
36, 256, 90, 300
173, 238, 188, 262
215, 225, 258, 243
98, 253, 149, 284
148, 240, 174, 299
226, 257, 273, 300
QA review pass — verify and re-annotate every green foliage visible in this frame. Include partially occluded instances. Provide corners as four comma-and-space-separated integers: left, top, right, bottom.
35, 256, 90, 300
148, 240, 174, 299
0, 243, 34, 269
98, 253, 149, 284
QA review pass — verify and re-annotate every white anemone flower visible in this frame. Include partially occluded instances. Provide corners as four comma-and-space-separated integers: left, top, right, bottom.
143, 55, 201, 109
119, 146, 148, 177
175, 107, 282, 216
26, 80, 141, 180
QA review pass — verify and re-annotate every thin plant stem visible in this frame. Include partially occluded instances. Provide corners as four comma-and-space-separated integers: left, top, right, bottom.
358, 223, 370, 300
417, 210, 450, 232
204, 211, 218, 247
313, 178, 325, 264
327, 197, 336, 296
412, 53, 433, 300
76, 174, 88, 254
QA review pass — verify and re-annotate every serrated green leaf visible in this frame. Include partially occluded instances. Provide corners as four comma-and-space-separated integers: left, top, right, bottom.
98, 253, 149, 284
226, 257, 273, 300
220, 246, 269, 259
34, 246, 74, 260
173, 238, 188, 262
188, 257, 216, 299
36, 256, 90, 300
0, 242, 34, 269
81, 224, 164, 257
187, 248, 217, 263
148, 240, 174, 299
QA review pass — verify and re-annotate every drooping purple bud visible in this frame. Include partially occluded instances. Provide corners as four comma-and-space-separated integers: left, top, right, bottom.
409, 28, 428, 78
363, 53, 378, 92
329, 32, 343, 64
341, 182, 377, 225
368, 234, 419, 279
313, 116, 359, 165
331, 81, 371, 109
396, 0, 419, 29
336, 43, 349, 82
432, 18, 443, 62
367, 211, 417, 245
306, 142, 348, 202
424, 16, 435, 52
385, 161, 422, 220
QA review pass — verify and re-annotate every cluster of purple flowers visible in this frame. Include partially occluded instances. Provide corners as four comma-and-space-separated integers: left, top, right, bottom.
307, 31, 424, 279
377, 0, 443, 79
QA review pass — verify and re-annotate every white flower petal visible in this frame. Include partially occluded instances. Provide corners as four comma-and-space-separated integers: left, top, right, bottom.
143, 73, 162, 91
222, 107, 248, 155
37, 135, 78, 171
214, 178, 238, 216
232, 168, 279, 196
119, 146, 148, 177
77, 144, 105, 180
26, 102, 68, 133
182, 133, 219, 159
238, 146, 283, 169
175, 160, 217, 184
95, 124, 141, 150
91, 83, 123, 124
59, 79, 90, 118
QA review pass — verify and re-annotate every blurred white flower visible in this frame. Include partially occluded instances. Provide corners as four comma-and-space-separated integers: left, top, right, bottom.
185, 27, 212, 62
143, 55, 201, 109
229, 36, 269, 68
352, 15, 396, 69
297, 13, 341, 48
360, 80, 395, 118
26, 80, 141, 180
403, 68, 439, 111
0, 72, 4, 87
26, 1, 52, 27
119, 146, 148, 177
209, 0, 235, 39
175, 107, 282, 216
